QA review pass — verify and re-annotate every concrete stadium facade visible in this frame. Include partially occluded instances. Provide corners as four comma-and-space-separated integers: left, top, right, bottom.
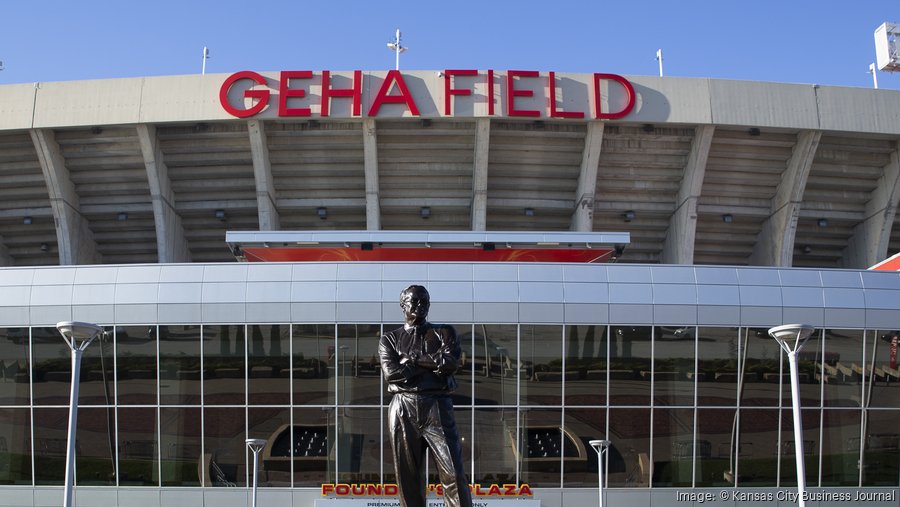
0, 71, 898, 507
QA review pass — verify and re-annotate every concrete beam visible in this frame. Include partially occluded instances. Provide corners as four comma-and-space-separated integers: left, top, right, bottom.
248, 119, 280, 230
661, 125, 715, 264
844, 141, 900, 268
136, 124, 191, 263
363, 118, 381, 230
749, 130, 821, 267
471, 118, 490, 231
30, 128, 100, 265
571, 122, 605, 232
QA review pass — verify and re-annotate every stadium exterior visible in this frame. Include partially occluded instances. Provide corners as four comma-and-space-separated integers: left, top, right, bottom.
0, 70, 898, 506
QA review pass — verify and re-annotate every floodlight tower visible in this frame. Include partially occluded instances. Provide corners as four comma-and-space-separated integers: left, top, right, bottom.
201, 47, 210, 75
386, 29, 408, 70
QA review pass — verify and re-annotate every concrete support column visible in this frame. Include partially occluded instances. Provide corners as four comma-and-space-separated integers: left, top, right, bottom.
248, 120, 280, 230
571, 122, 605, 232
471, 118, 491, 231
136, 124, 191, 263
844, 141, 900, 268
30, 129, 100, 265
750, 130, 821, 267
661, 125, 715, 264
363, 118, 381, 230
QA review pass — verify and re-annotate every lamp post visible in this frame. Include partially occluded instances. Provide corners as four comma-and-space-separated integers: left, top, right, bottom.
57, 321, 103, 507
768, 324, 814, 507
246, 438, 267, 507
386, 29, 407, 70
588, 439, 611, 507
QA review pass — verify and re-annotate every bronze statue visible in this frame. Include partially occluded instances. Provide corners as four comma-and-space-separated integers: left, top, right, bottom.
378, 285, 472, 507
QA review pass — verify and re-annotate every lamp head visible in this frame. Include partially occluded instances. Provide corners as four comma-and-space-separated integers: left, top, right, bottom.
589, 439, 611, 453
246, 438, 267, 452
56, 321, 103, 350
767, 324, 815, 353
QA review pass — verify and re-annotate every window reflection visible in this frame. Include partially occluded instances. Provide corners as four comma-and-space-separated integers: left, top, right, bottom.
159, 326, 201, 405
33, 408, 67, 485
785, 329, 822, 408
76, 326, 115, 407
248, 325, 290, 405
520, 326, 562, 406
203, 326, 246, 405
820, 409, 861, 486
32, 327, 74, 406
654, 326, 695, 406
293, 407, 333, 486
337, 325, 381, 405
519, 408, 563, 487
292, 324, 334, 405
564, 325, 608, 406
695, 408, 736, 487
160, 407, 201, 486
740, 329, 781, 407
697, 328, 739, 407
736, 408, 779, 486
453, 324, 474, 406
337, 408, 381, 483
0, 408, 31, 485
118, 407, 158, 486
0, 328, 30, 405
609, 327, 652, 406
867, 331, 900, 409
116, 326, 157, 405
561, 407, 606, 488
76, 408, 117, 485
607, 408, 650, 487
473, 325, 518, 406
779, 408, 819, 487
247, 407, 291, 486
861, 409, 900, 486
204, 407, 246, 487
471, 408, 516, 485
823, 329, 863, 408
651, 408, 694, 487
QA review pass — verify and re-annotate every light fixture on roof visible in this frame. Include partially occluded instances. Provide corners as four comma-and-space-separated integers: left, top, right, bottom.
117, 212, 128, 221
524, 208, 535, 217
215, 209, 226, 221
420, 206, 431, 219
40, 243, 49, 252
386, 28, 408, 70
817, 218, 828, 227
722, 214, 733, 223
748, 128, 761, 136
317, 207, 327, 220
623, 210, 635, 222
23, 216, 32, 225
802, 245, 812, 254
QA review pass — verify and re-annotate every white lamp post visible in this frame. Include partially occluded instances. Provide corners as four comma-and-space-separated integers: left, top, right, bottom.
57, 321, 103, 507
588, 439, 611, 507
768, 324, 814, 507
386, 29, 408, 70
246, 438, 267, 507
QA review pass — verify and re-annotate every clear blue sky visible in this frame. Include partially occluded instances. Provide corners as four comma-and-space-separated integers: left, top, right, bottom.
2, 0, 899, 90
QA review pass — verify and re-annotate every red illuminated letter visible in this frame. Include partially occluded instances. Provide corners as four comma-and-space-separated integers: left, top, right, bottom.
506, 70, 541, 117
321, 70, 362, 117
548, 71, 584, 119
593, 73, 636, 119
368, 70, 420, 116
220, 71, 270, 118
278, 70, 313, 117
487, 70, 495, 115
443, 69, 478, 115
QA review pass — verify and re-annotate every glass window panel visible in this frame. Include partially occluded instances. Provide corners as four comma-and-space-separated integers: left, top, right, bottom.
203, 325, 246, 405
75, 407, 116, 485
651, 408, 694, 487
820, 408, 861, 486
654, 326, 695, 406
695, 408, 737, 487
867, 331, 900, 408
336, 408, 381, 484
116, 326, 157, 405
473, 325, 518, 407
823, 329, 863, 408
520, 326, 562, 406
337, 325, 382, 406
779, 408, 820, 487
519, 408, 562, 487
118, 407, 158, 486
609, 326, 652, 406
740, 328, 781, 408
292, 325, 334, 406
0, 408, 31, 485
204, 407, 246, 487
607, 408, 650, 487
32, 327, 73, 406
0, 328, 30, 405
247, 407, 291, 487
159, 407, 201, 486
862, 409, 900, 486
561, 407, 606, 488
697, 327, 739, 407
736, 408, 779, 486
451, 324, 473, 407
248, 325, 290, 405
158, 326, 202, 405
293, 407, 333, 486
76, 327, 115, 407
33, 408, 67, 485
786, 329, 823, 409
564, 325, 608, 406
471, 408, 517, 485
